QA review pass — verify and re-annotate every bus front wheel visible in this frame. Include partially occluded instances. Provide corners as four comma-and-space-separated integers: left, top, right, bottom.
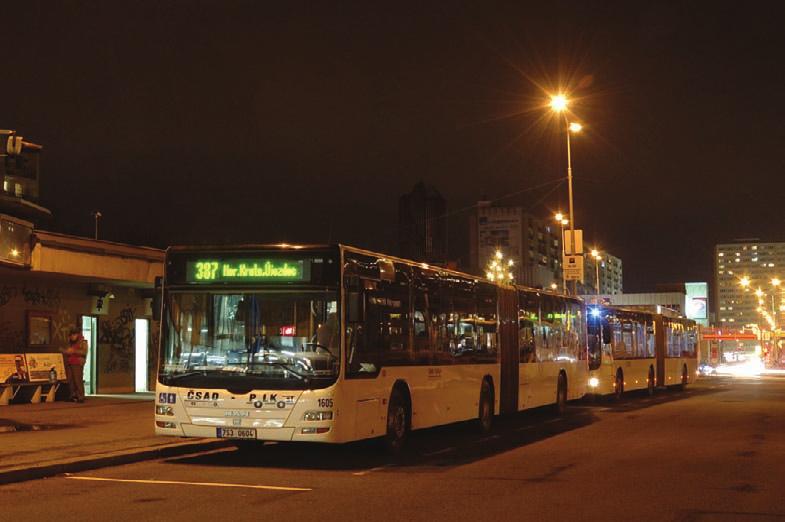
385, 387, 410, 453
478, 379, 494, 434
614, 370, 624, 401
647, 367, 655, 396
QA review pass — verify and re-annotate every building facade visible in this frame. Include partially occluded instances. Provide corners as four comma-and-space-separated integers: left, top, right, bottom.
398, 182, 447, 264
714, 241, 785, 327
468, 201, 561, 289
581, 252, 623, 295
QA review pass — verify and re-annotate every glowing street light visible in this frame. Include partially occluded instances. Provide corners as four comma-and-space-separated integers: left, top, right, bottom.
487, 249, 514, 284
739, 276, 751, 289
550, 94, 568, 113
569, 122, 583, 133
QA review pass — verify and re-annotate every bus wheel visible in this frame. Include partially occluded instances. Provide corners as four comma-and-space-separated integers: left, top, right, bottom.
647, 367, 655, 396
680, 365, 689, 390
554, 373, 568, 416
478, 379, 493, 434
385, 387, 409, 453
614, 370, 624, 401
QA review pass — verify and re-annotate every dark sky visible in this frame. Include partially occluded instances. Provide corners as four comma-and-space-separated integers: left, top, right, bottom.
4, 1, 785, 291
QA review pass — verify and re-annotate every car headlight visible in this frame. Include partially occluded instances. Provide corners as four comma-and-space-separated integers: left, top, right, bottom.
303, 410, 333, 421
588, 377, 600, 388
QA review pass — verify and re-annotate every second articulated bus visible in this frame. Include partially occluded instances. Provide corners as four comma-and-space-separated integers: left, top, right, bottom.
154, 244, 588, 450
586, 305, 698, 398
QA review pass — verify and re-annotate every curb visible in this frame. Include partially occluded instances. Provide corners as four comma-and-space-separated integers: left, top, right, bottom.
0, 439, 233, 486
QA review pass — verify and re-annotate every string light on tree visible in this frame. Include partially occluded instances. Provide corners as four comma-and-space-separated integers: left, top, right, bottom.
486, 249, 514, 284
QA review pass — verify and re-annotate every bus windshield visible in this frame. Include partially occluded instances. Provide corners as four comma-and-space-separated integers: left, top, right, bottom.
159, 290, 339, 389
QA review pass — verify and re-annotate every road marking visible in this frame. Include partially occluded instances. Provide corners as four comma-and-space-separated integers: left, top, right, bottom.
352, 465, 390, 476
422, 447, 456, 457
478, 434, 501, 442
64, 475, 311, 491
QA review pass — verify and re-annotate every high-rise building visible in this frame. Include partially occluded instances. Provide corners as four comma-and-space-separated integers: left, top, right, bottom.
1, 129, 49, 224
714, 240, 785, 327
398, 182, 448, 264
469, 201, 561, 289
581, 252, 623, 295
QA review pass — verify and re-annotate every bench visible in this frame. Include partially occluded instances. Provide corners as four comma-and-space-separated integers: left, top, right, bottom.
0, 381, 66, 406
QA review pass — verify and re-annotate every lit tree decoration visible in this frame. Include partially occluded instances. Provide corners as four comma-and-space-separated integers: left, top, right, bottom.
486, 249, 514, 284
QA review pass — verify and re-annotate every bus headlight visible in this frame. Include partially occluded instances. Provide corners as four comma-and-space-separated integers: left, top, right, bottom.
303, 410, 333, 421
156, 421, 178, 429
588, 377, 600, 388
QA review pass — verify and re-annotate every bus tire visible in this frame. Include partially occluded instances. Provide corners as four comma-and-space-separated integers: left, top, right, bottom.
554, 373, 568, 416
647, 366, 655, 396
478, 378, 494, 434
384, 386, 410, 453
680, 365, 689, 390
614, 370, 624, 401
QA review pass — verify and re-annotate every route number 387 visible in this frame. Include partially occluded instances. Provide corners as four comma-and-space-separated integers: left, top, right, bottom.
195, 261, 219, 280
317, 398, 333, 408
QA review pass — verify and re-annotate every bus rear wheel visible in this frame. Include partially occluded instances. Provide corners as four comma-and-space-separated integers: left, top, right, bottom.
614, 371, 624, 401
647, 367, 655, 396
554, 373, 568, 416
680, 365, 689, 390
385, 387, 410, 453
478, 379, 494, 434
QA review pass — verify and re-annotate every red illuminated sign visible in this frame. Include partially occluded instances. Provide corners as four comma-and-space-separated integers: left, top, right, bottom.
279, 326, 295, 336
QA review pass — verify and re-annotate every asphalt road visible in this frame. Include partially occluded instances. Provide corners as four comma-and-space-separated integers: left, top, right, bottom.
2, 377, 784, 522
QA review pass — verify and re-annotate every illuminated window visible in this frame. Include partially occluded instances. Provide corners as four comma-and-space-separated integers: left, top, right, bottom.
753, 246, 758, 250
718, 253, 724, 257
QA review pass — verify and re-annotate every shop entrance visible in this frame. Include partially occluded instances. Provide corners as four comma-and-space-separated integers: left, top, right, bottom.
80, 315, 98, 395
135, 318, 149, 392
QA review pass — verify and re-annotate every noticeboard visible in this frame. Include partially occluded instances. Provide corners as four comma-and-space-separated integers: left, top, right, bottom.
0, 354, 29, 384
24, 353, 66, 382
563, 254, 585, 282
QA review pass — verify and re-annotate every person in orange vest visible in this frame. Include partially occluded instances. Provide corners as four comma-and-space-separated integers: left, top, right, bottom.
63, 327, 88, 402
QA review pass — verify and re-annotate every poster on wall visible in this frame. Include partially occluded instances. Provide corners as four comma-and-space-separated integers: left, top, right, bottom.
0, 354, 29, 383
24, 353, 66, 382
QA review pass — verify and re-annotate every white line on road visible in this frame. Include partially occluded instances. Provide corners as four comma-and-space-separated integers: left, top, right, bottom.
64, 475, 312, 492
422, 447, 456, 457
352, 465, 391, 476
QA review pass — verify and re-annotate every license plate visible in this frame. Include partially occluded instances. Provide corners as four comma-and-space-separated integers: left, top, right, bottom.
217, 427, 257, 439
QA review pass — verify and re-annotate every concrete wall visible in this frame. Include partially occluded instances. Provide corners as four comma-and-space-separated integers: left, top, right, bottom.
0, 270, 158, 393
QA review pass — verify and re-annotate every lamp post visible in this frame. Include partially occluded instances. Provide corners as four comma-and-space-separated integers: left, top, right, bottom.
91, 211, 102, 240
554, 212, 569, 293
549, 94, 583, 294
591, 249, 601, 295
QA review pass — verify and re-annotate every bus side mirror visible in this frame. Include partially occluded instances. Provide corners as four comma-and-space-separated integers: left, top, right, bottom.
152, 276, 163, 321
347, 291, 363, 323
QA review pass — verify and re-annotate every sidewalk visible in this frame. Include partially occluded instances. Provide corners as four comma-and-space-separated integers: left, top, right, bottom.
0, 396, 230, 485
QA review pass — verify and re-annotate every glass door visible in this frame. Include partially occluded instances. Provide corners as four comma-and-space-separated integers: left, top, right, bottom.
80, 316, 98, 394
135, 318, 149, 392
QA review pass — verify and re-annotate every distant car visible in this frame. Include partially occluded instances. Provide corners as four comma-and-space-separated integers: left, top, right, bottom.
698, 362, 717, 376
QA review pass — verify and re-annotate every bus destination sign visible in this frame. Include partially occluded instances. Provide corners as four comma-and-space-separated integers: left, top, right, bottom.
186, 259, 309, 283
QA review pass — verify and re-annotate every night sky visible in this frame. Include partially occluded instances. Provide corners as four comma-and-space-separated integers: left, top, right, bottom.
4, 1, 785, 291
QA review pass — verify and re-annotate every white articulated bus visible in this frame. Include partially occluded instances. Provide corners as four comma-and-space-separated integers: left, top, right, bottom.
154, 244, 588, 450
586, 305, 698, 398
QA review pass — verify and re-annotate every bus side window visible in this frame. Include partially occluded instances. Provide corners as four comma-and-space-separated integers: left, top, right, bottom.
518, 290, 539, 363
475, 283, 498, 363
447, 276, 476, 362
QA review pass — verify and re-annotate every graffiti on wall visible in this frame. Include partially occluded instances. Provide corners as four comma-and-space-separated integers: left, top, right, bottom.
100, 307, 135, 373
51, 308, 76, 346
0, 320, 24, 352
21, 285, 61, 308
0, 285, 17, 307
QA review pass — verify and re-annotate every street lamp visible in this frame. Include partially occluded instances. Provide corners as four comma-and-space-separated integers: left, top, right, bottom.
591, 249, 601, 295
554, 212, 569, 293
549, 94, 583, 294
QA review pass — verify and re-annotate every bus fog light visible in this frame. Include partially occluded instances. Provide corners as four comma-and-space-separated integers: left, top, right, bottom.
303, 410, 333, 421
156, 421, 178, 429
588, 377, 600, 388
156, 405, 174, 416
302, 427, 330, 434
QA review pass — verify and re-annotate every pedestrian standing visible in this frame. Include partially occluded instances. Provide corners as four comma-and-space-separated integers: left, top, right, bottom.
64, 327, 88, 402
